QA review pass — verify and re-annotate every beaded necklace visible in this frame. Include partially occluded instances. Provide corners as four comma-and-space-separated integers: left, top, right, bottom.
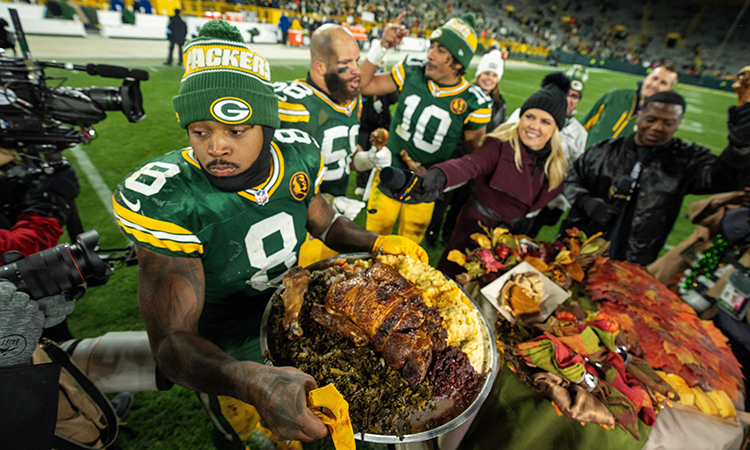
681, 234, 729, 291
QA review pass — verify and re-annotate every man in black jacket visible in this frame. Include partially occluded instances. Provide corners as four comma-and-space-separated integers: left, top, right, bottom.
561, 91, 750, 265
165, 9, 187, 66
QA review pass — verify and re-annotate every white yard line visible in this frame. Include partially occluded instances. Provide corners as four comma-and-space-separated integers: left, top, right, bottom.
69, 144, 115, 219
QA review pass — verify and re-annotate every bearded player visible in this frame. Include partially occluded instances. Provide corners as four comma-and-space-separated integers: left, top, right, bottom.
359, 12, 492, 244
112, 21, 425, 450
275, 24, 392, 266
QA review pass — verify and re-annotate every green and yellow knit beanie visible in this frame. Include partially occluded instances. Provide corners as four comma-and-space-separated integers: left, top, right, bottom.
564, 64, 589, 97
429, 12, 478, 70
173, 20, 280, 129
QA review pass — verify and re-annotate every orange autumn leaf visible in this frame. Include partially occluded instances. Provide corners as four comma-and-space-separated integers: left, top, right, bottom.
523, 256, 550, 273
447, 250, 467, 266
569, 238, 581, 257
564, 262, 585, 282
663, 341, 699, 366
470, 233, 492, 249
581, 232, 604, 249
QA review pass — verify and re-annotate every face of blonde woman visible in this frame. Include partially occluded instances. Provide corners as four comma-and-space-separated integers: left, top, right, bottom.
518, 108, 556, 151
476, 71, 498, 93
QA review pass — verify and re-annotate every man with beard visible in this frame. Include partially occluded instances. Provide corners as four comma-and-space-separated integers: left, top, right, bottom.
561, 91, 750, 265
357, 12, 491, 245
275, 24, 391, 265
113, 21, 426, 450
581, 64, 678, 148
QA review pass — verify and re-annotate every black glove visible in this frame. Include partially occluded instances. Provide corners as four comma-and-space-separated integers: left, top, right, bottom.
409, 168, 447, 203
22, 167, 80, 226
580, 196, 620, 226
728, 102, 750, 148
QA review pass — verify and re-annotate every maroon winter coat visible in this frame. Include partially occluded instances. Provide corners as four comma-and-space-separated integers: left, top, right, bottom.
433, 136, 563, 278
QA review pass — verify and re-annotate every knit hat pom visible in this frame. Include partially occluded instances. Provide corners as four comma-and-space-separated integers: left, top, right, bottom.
541, 72, 571, 94
460, 12, 477, 31
197, 19, 245, 43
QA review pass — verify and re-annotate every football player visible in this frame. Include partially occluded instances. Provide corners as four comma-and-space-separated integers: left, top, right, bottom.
275, 24, 391, 266
112, 21, 425, 450
359, 12, 492, 244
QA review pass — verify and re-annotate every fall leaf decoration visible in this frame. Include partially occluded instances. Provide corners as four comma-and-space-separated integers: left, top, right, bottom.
449, 226, 609, 289
585, 259, 745, 402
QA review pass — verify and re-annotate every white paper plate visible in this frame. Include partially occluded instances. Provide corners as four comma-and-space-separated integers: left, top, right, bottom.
479, 261, 570, 324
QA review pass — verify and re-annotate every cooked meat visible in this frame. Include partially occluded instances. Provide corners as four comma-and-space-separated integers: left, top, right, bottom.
369, 128, 389, 150
281, 266, 310, 339
311, 262, 447, 388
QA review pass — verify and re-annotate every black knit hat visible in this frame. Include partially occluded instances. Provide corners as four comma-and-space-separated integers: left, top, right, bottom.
520, 73, 570, 130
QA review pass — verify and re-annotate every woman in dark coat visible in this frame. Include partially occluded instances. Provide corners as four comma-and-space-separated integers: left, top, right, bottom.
415, 80, 571, 279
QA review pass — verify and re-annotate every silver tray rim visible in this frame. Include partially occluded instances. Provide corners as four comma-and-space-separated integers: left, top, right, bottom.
259, 253, 499, 444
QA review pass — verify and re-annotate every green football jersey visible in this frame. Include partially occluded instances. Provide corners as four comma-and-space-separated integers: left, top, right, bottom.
388, 56, 492, 170
113, 129, 324, 352
275, 79, 361, 197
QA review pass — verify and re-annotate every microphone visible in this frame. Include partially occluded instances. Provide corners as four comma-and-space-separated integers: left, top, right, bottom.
86, 64, 150, 81
379, 166, 410, 192
378, 167, 422, 203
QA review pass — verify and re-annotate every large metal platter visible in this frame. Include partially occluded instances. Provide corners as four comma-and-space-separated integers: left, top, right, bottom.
260, 253, 498, 444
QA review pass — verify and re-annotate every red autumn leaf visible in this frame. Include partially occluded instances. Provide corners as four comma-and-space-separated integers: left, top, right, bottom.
585, 259, 744, 401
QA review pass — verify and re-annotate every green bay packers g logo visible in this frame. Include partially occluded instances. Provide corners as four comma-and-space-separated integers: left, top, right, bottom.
289, 172, 310, 201
430, 29, 442, 39
210, 97, 253, 124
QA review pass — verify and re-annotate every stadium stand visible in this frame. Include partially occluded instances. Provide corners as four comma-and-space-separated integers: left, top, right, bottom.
0, 2, 86, 37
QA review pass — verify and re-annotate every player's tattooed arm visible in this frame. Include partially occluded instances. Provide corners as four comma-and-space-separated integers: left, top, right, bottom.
136, 246, 328, 442
136, 246, 235, 392
306, 193, 377, 252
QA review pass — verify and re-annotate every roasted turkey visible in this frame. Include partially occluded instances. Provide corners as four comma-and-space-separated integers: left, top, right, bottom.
310, 262, 447, 388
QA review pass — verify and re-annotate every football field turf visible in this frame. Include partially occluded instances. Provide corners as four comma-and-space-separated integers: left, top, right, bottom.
40, 58, 736, 449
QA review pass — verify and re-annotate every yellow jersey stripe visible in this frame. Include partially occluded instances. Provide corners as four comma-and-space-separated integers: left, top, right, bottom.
118, 219, 203, 254
277, 101, 308, 111
427, 79, 469, 97
611, 112, 627, 133
465, 114, 492, 124
392, 62, 405, 90
182, 148, 200, 169
313, 158, 325, 194
613, 98, 638, 138
279, 113, 310, 123
116, 215, 201, 244
238, 142, 284, 202
266, 142, 285, 194
583, 104, 605, 131
113, 195, 195, 236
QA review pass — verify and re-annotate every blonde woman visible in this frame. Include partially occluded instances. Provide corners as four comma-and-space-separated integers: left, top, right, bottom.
412, 82, 570, 279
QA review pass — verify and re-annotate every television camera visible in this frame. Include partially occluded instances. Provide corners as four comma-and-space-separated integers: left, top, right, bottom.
0, 8, 147, 236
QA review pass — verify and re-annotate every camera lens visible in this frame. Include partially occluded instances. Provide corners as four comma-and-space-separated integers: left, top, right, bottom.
84, 87, 122, 111
0, 230, 113, 299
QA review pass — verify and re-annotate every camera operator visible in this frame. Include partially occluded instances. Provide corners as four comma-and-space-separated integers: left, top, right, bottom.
1, 150, 81, 340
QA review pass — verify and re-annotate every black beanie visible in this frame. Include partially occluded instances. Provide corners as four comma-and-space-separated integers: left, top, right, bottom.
520, 85, 568, 130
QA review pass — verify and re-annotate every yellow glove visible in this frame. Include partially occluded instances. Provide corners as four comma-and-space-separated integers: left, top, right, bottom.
308, 384, 355, 450
371, 235, 428, 264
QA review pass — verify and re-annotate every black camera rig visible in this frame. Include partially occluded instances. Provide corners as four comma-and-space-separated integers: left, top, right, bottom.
0, 8, 147, 149
0, 9, 147, 236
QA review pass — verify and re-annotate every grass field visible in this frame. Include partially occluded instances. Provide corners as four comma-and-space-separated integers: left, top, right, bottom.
38, 56, 737, 449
